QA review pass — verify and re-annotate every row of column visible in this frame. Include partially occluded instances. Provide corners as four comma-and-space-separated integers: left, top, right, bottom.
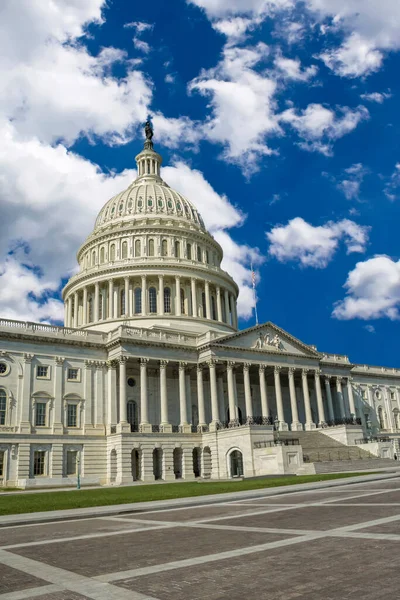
117, 359, 357, 433
65, 276, 237, 328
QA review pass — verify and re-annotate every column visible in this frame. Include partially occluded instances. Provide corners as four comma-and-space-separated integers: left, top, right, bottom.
67, 297, 72, 327
107, 360, 117, 429
141, 275, 147, 316
159, 360, 171, 432
217, 373, 225, 424
191, 278, 197, 317
243, 363, 253, 423
336, 377, 346, 419
139, 358, 150, 432
314, 369, 326, 427
346, 377, 357, 419
186, 371, 192, 425
208, 360, 220, 429
205, 281, 211, 319
108, 280, 113, 319
53, 357, 64, 434
216, 286, 223, 322
73, 292, 78, 328
197, 365, 206, 430
124, 277, 129, 316
324, 376, 335, 422
288, 367, 302, 431
64, 302, 68, 328
83, 360, 93, 432
20, 353, 33, 433
94, 282, 100, 322
259, 365, 269, 421
227, 361, 237, 426
118, 357, 128, 429
95, 361, 105, 430
159, 275, 164, 315
82, 287, 88, 325
224, 289, 230, 325
175, 275, 181, 316
113, 283, 118, 319
179, 362, 189, 431
274, 366, 288, 430
231, 295, 238, 329
302, 369, 315, 430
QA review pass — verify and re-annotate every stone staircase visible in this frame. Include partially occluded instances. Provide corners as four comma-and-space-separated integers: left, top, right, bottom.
276, 430, 397, 473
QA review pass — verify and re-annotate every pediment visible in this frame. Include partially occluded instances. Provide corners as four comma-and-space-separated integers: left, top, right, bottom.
212, 322, 319, 358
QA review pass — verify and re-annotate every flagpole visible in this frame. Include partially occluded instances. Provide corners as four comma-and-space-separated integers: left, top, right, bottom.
251, 262, 259, 326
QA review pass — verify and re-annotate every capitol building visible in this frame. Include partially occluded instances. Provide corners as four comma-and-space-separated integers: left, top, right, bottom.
0, 128, 398, 488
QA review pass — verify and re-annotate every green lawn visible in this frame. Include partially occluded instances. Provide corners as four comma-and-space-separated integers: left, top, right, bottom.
0, 472, 375, 516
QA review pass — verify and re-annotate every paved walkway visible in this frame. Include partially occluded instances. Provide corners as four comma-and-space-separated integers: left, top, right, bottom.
1, 472, 400, 599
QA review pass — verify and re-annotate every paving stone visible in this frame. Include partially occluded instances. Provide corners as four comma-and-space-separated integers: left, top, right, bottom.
204, 504, 400, 530
9, 527, 290, 577
0, 518, 149, 547
236, 490, 370, 505
339, 490, 400, 504
129, 503, 280, 522
116, 537, 400, 600
26, 593, 89, 600
0, 563, 47, 594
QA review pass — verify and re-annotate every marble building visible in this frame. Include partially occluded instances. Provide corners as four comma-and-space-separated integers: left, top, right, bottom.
0, 127, 399, 488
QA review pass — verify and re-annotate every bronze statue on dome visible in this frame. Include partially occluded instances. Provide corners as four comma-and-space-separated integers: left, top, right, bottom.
144, 119, 153, 141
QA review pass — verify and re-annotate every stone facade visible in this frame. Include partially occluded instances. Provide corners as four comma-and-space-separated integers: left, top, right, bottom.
0, 136, 399, 487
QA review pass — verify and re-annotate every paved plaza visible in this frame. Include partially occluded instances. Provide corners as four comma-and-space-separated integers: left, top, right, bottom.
2, 477, 400, 599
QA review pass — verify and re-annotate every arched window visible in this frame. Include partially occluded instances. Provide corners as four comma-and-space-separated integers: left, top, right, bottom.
187, 243, 192, 260
120, 290, 125, 316
92, 251, 96, 266
175, 241, 181, 258
164, 287, 171, 313
180, 288, 185, 314
110, 244, 115, 262
134, 288, 142, 314
127, 401, 138, 432
378, 407, 385, 429
202, 292, 207, 318
88, 296, 93, 322
211, 295, 217, 320
135, 240, 141, 257
100, 247, 105, 264
197, 246, 202, 262
149, 287, 157, 313
0, 389, 6, 425
149, 239, 155, 257
161, 239, 168, 257
206, 250, 210, 264
121, 241, 128, 259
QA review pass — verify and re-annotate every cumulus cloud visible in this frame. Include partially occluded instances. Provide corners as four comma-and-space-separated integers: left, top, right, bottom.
360, 91, 392, 104
189, 43, 281, 170
274, 54, 318, 81
319, 33, 383, 78
124, 21, 153, 54
384, 163, 400, 201
333, 256, 400, 320
267, 217, 370, 268
162, 162, 262, 318
337, 163, 368, 200
280, 103, 369, 155
187, 0, 292, 19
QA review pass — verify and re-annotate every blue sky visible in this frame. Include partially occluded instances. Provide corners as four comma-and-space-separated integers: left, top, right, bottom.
1, 0, 400, 367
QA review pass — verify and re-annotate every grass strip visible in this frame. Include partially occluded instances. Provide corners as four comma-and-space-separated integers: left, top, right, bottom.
0, 472, 377, 516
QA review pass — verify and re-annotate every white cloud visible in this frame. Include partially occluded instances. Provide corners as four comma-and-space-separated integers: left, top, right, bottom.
384, 163, 400, 201
151, 114, 201, 149
319, 33, 383, 78
365, 324, 375, 333
165, 74, 176, 84
360, 91, 392, 103
0, 1, 152, 146
188, 0, 292, 19
280, 103, 369, 155
274, 54, 318, 81
161, 162, 262, 318
333, 256, 400, 320
267, 217, 370, 268
124, 21, 153, 54
189, 43, 281, 170
338, 163, 368, 200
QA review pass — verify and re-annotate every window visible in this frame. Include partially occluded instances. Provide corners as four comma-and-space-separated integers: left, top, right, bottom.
67, 404, 77, 427
148, 239, 155, 257
134, 288, 142, 314
164, 287, 171, 313
0, 451, 4, 477
100, 247, 105, 264
37, 366, 49, 379
197, 246, 202, 262
110, 244, 116, 261
391, 391, 396, 400
122, 241, 128, 259
0, 390, 6, 425
127, 401, 138, 432
66, 450, 77, 475
161, 239, 168, 256
378, 407, 385, 429
211, 295, 217, 320
33, 450, 46, 476
0, 362, 9, 376
120, 290, 125, 316
135, 239, 141, 257
127, 377, 136, 388
68, 368, 79, 381
187, 243, 192, 260
180, 288, 185, 315
35, 402, 46, 427
375, 390, 382, 400
175, 241, 180, 258
88, 296, 93, 322
149, 287, 157, 313
99, 293, 104, 319
206, 250, 209, 264
92, 251, 96, 266
202, 292, 207, 318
